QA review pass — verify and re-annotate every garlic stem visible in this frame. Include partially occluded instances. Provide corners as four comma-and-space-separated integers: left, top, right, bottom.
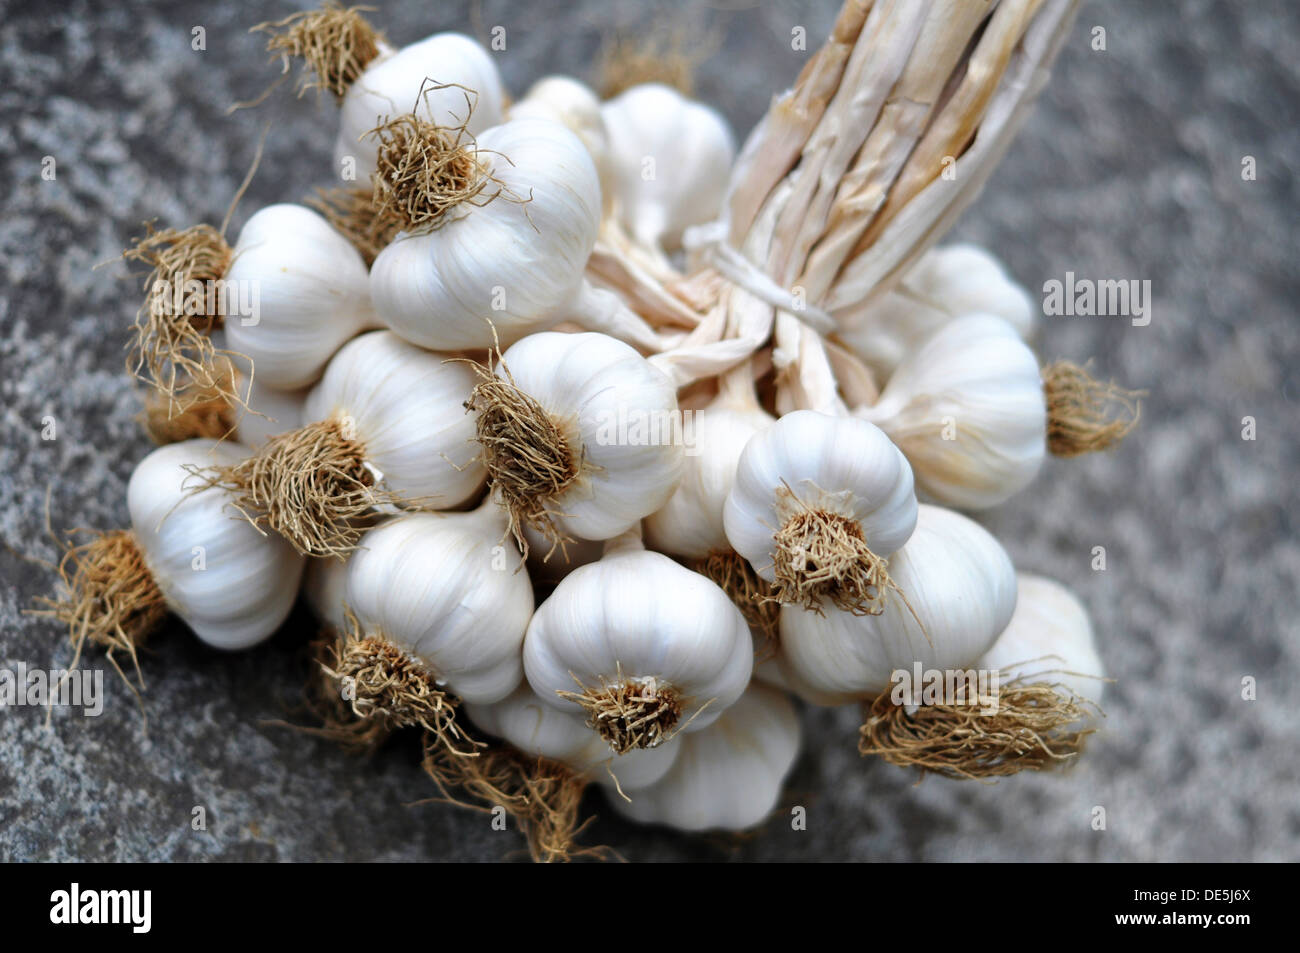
601, 526, 645, 557
568, 280, 673, 352
715, 358, 764, 413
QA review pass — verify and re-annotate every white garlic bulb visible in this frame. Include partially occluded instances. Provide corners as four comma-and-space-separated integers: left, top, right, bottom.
465, 684, 680, 793
509, 76, 612, 200
346, 505, 532, 704
856, 314, 1046, 510
128, 439, 304, 650
302, 329, 485, 509
779, 504, 1017, 705
334, 32, 505, 182
601, 83, 736, 253
473, 331, 684, 544
723, 410, 918, 614
978, 573, 1105, 705
372, 119, 657, 351
223, 204, 378, 390
523, 534, 753, 753
837, 243, 1035, 378
644, 380, 774, 559
610, 682, 801, 832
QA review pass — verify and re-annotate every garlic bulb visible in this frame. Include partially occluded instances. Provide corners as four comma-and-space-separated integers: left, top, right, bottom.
465, 683, 681, 793
128, 440, 303, 650
856, 314, 1046, 510
509, 76, 612, 200
523, 533, 753, 753
610, 682, 800, 832
223, 204, 378, 390
125, 202, 376, 410
857, 571, 1104, 779
370, 118, 660, 352
723, 410, 918, 615
978, 574, 1105, 705
601, 83, 736, 254
837, 243, 1036, 378
469, 331, 683, 548
334, 32, 505, 182
301, 329, 484, 505
644, 372, 774, 559
344, 505, 532, 705
779, 504, 1017, 705
198, 330, 484, 557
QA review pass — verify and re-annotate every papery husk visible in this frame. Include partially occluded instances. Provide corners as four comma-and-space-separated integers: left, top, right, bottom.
1043, 360, 1143, 457
29, 529, 167, 693
692, 0, 1079, 411
858, 672, 1101, 780
185, 417, 391, 559
254, 2, 384, 100
588, 218, 706, 330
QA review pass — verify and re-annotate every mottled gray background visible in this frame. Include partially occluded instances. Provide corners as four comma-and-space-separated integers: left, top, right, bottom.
1, 0, 1297, 862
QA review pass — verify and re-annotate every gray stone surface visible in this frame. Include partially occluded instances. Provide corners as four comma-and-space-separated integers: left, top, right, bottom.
1, 0, 1297, 862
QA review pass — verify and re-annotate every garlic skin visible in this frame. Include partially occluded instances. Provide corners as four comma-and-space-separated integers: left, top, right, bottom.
779, 504, 1017, 704
978, 574, 1105, 705
509, 76, 612, 199
490, 331, 684, 541
346, 507, 533, 705
303, 330, 484, 509
856, 314, 1046, 510
723, 410, 918, 580
334, 33, 505, 182
644, 395, 773, 559
837, 243, 1035, 378
369, 119, 603, 351
128, 439, 303, 650
610, 683, 801, 832
223, 204, 378, 391
523, 540, 753, 737
600, 83, 736, 253
465, 684, 680, 792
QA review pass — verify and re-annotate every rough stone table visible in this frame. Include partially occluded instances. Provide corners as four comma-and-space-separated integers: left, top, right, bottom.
1, 0, 1297, 861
